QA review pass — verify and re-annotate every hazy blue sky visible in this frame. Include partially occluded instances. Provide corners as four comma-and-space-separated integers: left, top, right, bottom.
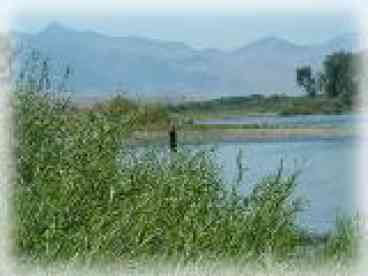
12, 11, 358, 50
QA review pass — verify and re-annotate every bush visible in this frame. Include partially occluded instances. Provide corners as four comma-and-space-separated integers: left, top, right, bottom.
13, 88, 129, 262
13, 88, 359, 266
13, 88, 307, 264
89, 95, 170, 130
92, 95, 139, 114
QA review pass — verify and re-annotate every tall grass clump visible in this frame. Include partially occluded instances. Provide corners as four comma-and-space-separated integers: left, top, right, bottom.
13, 87, 130, 263
320, 215, 361, 264
13, 85, 308, 264
89, 95, 171, 130
117, 149, 306, 262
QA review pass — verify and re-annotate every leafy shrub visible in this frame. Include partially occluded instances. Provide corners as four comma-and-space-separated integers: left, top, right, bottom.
13, 87, 358, 266
13, 88, 306, 264
88, 95, 170, 130
13, 88, 129, 262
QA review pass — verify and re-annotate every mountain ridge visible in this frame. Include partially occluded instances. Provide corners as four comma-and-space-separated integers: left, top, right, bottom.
12, 22, 362, 99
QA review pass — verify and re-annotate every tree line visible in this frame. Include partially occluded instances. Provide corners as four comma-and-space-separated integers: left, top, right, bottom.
296, 51, 361, 108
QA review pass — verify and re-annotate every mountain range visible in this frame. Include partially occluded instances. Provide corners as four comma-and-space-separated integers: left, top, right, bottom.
11, 22, 364, 100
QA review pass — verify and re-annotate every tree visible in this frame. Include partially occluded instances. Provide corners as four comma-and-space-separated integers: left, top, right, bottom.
296, 66, 317, 97
320, 52, 358, 103
296, 51, 360, 110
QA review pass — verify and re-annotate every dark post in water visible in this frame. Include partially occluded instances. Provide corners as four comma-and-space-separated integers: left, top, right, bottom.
169, 123, 177, 152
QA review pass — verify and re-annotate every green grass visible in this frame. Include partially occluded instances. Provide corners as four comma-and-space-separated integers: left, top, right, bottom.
12, 88, 360, 267
169, 94, 353, 121
72, 94, 354, 132
76, 94, 171, 131
321, 215, 361, 264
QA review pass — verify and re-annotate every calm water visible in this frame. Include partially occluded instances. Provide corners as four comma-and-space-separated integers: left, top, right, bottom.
194, 114, 365, 128
190, 114, 361, 233
135, 114, 360, 233
192, 137, 358, 234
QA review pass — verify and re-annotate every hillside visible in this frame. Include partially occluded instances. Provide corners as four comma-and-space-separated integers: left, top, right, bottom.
12, 23, 362, 99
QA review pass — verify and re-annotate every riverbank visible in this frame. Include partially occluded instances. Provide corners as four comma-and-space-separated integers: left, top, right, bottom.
128, 127, 356, 145
168, 94, 354, 120
72, 94, 356, 129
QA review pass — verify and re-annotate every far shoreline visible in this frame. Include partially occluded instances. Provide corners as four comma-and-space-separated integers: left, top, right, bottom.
128, 127, 357, 146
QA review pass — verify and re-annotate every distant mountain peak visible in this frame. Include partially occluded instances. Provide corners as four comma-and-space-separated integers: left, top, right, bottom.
251, 36, 298, 48
258, 36, 290, 44
14, 24, 362, 98
233, 36, 300, 54
42, 22, 73, 34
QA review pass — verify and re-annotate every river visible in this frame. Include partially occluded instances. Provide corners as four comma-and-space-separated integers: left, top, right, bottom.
191, 137, 357, 234
189, 114, 361, 233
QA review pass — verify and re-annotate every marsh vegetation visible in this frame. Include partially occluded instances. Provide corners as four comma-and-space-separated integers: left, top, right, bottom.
12, 86, 360, 267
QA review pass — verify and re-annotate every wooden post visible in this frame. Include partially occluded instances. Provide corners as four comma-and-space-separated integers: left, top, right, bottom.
169, 123, 177, 152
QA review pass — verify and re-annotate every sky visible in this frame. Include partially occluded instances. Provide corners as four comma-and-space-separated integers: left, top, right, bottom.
5, 0, 365, 49
7, 0, 360, 14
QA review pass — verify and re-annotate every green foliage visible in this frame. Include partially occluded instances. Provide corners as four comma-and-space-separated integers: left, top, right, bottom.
170, 94, 293, 118
13, 88, 311, 264
321, 52, 359, 101
296, 66, 317, 98
92, 94, 139, 114
172, 94, 352, 119
87, 95, 171, 130
134, 103, 171, 130
278, 96, 346, 116
321, 215, 361, 263
13, 88, 130, 263
295, 51, 361, 111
